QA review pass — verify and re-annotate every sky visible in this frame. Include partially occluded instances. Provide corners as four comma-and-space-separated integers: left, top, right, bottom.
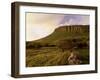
26, 13, 89, 41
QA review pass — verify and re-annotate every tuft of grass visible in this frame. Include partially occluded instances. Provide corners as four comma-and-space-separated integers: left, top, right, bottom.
26, 47, 89, 67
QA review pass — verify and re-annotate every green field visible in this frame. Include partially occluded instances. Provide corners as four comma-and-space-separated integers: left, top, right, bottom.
26, 25, 89, 67
26, 47, 89, 67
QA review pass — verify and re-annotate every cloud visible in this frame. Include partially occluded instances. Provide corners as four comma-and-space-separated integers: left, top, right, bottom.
58, 14, 89, 26
26, 13, 89, 41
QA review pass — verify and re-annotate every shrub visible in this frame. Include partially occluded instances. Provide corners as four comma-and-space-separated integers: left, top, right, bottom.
57, 39, 75, 52
26, 42, 42, 49
57, 37, 89, 52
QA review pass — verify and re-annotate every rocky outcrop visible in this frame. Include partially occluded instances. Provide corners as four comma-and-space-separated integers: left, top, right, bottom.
67, 51, 82, 65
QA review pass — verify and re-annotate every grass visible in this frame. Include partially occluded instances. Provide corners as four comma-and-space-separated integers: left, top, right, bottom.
77, 48, 89, 64
26, 25, 89, 67
26, 47, 89, 67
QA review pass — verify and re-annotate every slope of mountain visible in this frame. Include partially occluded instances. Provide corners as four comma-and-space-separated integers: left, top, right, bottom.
27, 25, 89, 45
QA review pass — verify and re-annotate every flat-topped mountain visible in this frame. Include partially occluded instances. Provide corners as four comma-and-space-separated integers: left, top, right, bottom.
27, 25, 89, 44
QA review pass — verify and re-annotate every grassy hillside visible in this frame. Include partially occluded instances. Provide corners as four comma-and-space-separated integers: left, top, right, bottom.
28, 25, 89, 44
26, 25, 89, 67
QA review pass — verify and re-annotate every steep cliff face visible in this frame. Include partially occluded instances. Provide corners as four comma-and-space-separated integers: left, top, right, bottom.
55, 25, 89, 32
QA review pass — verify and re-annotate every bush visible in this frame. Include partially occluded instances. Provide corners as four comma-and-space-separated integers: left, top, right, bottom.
57, 39, 75, 52
26, 42, 42, 49
57, 38, 89, 52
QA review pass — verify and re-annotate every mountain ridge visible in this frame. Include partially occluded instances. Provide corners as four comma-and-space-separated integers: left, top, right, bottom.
26, 25, 89, 44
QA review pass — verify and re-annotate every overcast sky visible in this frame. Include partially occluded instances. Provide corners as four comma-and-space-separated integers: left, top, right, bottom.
26, 13, 89, 41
